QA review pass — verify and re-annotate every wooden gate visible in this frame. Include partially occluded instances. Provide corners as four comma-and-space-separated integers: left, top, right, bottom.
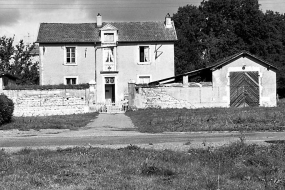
230, 71, 259, 107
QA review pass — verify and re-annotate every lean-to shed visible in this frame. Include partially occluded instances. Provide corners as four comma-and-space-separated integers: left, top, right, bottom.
149, 51, 278, 108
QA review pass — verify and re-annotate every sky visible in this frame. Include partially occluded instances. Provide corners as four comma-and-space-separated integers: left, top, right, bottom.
0, 0, 284, 44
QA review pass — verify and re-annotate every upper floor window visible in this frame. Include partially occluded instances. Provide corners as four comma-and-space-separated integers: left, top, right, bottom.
104, 33, 115, 43
66, 47, 76, 64
139, 46, 150, 63
104, 48, 114, 63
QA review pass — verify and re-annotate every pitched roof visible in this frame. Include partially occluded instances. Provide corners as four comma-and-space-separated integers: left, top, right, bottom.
0, 72, 18, 80
36, 21, 177, 43
209, 51, 278, 71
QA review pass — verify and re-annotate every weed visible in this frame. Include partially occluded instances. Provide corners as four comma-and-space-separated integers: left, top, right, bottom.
0, 112, 98, 131
126, 106, 285, 133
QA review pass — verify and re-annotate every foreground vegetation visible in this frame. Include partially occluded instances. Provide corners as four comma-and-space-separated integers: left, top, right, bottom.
126, 105, 285, 133
0, 142, 285, 189
0, 112, 98, 131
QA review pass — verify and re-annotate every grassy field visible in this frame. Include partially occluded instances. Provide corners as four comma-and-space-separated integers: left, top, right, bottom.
0, 112, 98, 131
126, 105, 285, 133
1, 142, 285, 189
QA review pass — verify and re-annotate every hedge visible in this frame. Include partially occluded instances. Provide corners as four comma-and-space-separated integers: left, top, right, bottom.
0, 94, 14, 125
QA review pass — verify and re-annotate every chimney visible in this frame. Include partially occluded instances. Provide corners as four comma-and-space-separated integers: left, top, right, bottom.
97, 13, 102, 27
165, 13, 172, 28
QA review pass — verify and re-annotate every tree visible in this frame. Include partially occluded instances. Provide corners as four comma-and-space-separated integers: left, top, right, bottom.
0, 36, 39, 85
0, 36, 14, 72
173, 0, 285, 94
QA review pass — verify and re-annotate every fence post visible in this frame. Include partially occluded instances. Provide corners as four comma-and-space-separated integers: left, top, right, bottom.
128, 81, 136, 107
0, 78, 3, 94
183, 75, 188, 87
89, 80, 96, 105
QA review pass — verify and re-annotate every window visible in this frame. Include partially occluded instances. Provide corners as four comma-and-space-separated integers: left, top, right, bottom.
139, 46, 150, 63
138, 76, 151, 84
66, 47, 76, 64
104, 33, 115, 43
105, 77, 115, 84
103, 48, 114, 63
65, 77, 77, 85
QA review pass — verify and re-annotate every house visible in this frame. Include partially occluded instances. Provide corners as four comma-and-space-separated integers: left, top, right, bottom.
147, 51, 278, 108
36, 13, 177, 103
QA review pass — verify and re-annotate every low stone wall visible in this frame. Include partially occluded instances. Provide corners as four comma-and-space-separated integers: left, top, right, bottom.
133, 86, 228, 109
2, 89, 95, 116
14, 105, 90, 117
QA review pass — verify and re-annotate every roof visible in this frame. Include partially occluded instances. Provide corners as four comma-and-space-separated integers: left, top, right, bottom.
209, 51, 278, 71
30, 44, 39, 55
149, 51, 278, 85
36, 21, 177, 43
0, 72, 18, 80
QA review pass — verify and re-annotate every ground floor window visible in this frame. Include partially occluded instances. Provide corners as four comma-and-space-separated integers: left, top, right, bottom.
65, 77, 78, 85
138, 75, 151, 84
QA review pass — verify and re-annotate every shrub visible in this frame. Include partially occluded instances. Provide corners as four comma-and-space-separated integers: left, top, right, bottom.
0, 94, 14, 125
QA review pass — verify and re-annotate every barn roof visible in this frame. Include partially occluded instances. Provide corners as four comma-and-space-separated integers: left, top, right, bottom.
149, 51, 278, 85
0, 72, 18, 80
210, 51, 278, 71
36, 21, 177, 43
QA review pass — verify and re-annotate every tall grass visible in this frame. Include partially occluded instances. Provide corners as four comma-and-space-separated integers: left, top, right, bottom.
1, 143, 285, 189
126, 106, 285, 133
0, 112, 98, 131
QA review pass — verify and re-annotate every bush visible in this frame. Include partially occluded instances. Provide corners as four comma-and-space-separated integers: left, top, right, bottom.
0, 94, 14, 125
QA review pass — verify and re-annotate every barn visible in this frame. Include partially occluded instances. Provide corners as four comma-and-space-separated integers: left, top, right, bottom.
145, 51, 278, 108
210, 51, 277, 107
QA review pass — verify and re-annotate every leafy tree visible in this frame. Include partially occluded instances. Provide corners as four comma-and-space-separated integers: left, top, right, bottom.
173, 0, 285, 95
0, 36, 39, 85
0, 36, 14, 72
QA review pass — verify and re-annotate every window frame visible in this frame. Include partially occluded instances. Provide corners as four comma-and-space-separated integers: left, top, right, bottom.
101, 31, 117, 44
64, 46, 77, 65
103, 47, 116, 71
137, 75, 152, 84
138, 46, 151, 65
64, 76, 79, 85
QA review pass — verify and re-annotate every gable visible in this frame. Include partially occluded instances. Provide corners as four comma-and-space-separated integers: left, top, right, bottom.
100, 24, 118, 31
211, 51, 278, 72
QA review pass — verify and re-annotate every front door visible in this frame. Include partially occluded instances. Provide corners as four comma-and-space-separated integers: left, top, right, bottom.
105, 84, 115, 103
230, 71, 259, 107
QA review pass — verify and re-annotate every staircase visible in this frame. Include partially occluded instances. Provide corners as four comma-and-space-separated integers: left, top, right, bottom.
99, 102, 127, 114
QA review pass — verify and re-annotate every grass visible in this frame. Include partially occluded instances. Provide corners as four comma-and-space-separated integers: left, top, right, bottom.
126, 105, 285, 133
0, 112, 98, 131
1, 142, 285, 189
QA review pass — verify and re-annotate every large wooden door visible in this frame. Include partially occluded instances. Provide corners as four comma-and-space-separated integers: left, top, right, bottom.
230, 71, 259, 107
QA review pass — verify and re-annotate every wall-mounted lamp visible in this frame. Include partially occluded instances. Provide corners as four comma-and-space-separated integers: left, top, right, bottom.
85, 48, 87, 58
43, 46, 45, 55
242, 65, 246, 70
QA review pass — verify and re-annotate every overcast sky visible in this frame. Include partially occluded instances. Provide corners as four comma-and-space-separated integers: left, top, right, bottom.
0, 0, 284, 44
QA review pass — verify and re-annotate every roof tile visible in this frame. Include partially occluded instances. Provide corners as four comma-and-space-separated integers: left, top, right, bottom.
36, 21, 177, 43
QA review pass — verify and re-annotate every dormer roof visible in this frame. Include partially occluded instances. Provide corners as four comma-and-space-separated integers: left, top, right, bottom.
100, 23, 118, 31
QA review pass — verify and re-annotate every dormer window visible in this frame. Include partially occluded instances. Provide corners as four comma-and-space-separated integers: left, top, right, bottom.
104, 33, 115, 43
100, 24, 118, 45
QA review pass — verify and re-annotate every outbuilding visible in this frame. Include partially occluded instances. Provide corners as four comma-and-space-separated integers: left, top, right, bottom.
146, 51, 278, 108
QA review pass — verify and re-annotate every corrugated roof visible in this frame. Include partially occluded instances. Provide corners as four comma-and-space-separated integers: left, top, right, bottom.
36, 21, 177, 43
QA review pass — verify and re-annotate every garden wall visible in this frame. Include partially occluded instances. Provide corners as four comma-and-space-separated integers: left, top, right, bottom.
132, 85, 228, 109
2, 88, 95, 116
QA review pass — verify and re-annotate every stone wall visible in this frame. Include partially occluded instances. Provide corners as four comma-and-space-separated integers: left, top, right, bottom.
133, 85, 228, 109
2, 89, 94, 116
